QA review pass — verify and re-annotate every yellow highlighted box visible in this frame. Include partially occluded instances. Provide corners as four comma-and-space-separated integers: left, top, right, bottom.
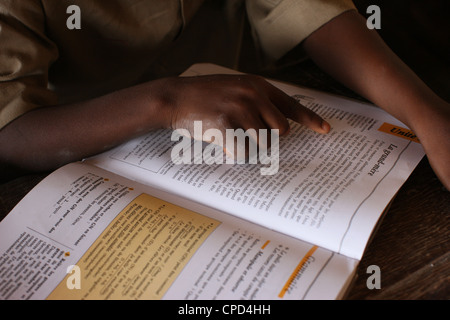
48, 194, 220, 300
378, 123, 420, 143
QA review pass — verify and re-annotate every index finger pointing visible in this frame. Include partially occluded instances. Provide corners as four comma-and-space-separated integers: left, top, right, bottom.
263, 81, 330, 134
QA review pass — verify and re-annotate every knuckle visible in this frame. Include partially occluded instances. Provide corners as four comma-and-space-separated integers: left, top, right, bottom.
228, 87, 260, 109
236, 81, 259, 98
245, 74, 265, 83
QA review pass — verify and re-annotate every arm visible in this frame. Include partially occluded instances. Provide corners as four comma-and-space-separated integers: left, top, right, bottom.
302, 10, 450, 190
0, 74, 328, 175
0, 78, 172, 174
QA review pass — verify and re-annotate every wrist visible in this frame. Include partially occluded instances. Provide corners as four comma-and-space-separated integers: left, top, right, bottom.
406, 98, 450, 135
131, 77, 178, 131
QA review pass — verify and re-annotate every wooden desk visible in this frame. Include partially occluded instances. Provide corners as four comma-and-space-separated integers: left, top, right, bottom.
347, 157, 449, 299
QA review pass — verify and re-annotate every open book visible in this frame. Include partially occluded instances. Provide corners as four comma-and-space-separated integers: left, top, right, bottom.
0, 64, 424, 300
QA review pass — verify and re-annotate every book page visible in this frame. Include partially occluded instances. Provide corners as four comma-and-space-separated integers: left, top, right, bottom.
0, 162, 356, 300
86, 64, 424, 260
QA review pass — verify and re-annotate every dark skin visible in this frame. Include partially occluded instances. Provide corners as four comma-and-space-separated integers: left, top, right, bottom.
0, 10, 449, 189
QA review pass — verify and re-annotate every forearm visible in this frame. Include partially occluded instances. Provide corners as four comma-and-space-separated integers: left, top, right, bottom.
0, 78, 172, 172
302, 9, 450, 189
0, 72, 328, 175
302, 10, 447, 130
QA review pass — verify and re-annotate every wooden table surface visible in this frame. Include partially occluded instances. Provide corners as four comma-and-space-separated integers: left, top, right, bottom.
347, 157, 449, 299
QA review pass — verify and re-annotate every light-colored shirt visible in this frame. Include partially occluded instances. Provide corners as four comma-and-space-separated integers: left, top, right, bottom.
0, 0, 355, 129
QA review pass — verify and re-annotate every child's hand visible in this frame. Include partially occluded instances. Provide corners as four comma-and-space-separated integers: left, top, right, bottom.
163, 74, 330, 145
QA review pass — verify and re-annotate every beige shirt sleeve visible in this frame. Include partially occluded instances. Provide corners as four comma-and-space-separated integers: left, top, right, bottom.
0, 0, 58, 129
246, 0, 356, 60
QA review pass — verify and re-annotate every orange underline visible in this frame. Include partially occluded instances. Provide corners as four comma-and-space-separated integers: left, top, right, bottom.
261, 240, 270, 250
278, 245, 318, 298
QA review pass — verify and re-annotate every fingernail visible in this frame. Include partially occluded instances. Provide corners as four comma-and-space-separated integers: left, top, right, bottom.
321, 120, 331, 133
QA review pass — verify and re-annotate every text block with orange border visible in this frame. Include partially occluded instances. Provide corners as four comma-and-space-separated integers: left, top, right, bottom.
378, 123, 420, 143
47, 194, 220, 300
